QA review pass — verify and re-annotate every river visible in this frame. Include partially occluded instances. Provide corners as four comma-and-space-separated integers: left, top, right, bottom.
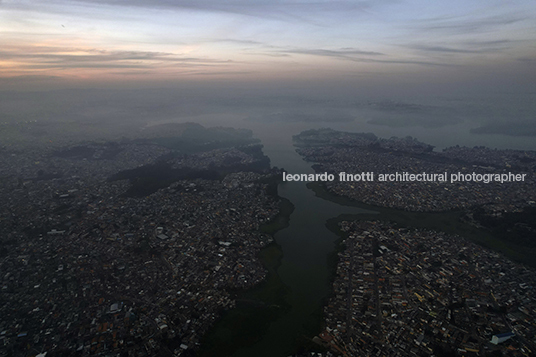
197, 117, 535, 356
196, 125, 374, 356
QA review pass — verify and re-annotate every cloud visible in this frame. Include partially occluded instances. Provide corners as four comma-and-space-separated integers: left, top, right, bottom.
272, 47, 449, 66
0, 46, 235, 71
463, 39, 512, 46
0, 74, 63, 82
41, 0, 375, 23
188, 70, 254, 76
409, 44, 506, 54
410, 13, 528, 35
404, 39, 516, 56
209, 39, 265, 46
283, 48, 385, 58
471, 122, 536, 137
245, 52, 291, 57
517, 57, 536, 63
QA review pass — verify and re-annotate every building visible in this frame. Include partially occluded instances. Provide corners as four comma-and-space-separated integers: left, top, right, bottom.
491, 332, 515, 344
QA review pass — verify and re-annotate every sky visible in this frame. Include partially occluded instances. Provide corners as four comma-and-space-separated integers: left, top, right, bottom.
1, 0, 536, 92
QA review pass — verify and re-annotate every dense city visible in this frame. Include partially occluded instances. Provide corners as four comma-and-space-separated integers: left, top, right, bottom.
2, 125, 536, 357
294, 128, 536, 212
316, 220, 536, 356
0, 126, 282, 356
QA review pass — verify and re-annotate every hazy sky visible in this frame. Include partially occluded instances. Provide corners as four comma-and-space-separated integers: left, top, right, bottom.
1, 0, 536, 92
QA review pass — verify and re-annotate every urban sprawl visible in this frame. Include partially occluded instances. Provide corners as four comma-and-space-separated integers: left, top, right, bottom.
1, 125, 535, 357
293, 129, 536, 357
0, 127, 281, 357
313, 220, 536, 357
294, 128, 536, 212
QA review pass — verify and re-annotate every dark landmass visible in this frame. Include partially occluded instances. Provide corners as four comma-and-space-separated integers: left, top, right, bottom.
293, 128, 536, 269
293, 128, 379, 148
109, 162, 222, 197
53, 142, 124, 160
471, 206, 536, 243
291, 129, 536, 357
245, 112, 354, 123
306, 181, 535, 268
470, 122, 536, 137
198, 198, 294, 357
293, 128, 535, 212
0, 124, 282, 357
144, 122, 260, 153
365, 100, 463, 128
316, 220, 536, 357
462, 204, 536, 267
368, 100, 426, 113
108, 141, 271, 197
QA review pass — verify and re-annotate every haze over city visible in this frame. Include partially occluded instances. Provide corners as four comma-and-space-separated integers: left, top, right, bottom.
1, 2, 536, 357
2, 0, 536, 145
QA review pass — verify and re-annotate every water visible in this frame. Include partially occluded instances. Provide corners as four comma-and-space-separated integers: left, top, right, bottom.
197, 125, 375, 356
231, 137, 375, 357
5, 89, 536, 355
172, 96, 536, 356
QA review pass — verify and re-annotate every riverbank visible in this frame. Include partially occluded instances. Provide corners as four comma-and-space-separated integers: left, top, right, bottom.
309, 181, 532, 267
318, 219, 536, 356
197, 197, 295, 357
199, 126, 535, 356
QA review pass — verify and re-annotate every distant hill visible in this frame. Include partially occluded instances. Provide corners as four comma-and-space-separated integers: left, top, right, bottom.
142, 122, 259, 153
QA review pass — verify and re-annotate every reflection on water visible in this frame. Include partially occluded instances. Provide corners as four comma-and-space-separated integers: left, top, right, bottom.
185, 105, 536, 356
199, 127, 375, 357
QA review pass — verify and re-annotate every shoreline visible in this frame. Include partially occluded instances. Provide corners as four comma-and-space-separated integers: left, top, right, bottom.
308, 180, 533, 268
197, 195, 295, 357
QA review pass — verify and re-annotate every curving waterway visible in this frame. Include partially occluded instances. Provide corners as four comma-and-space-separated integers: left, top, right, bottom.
198, 129, 376, 356
196, 121, 515, 357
